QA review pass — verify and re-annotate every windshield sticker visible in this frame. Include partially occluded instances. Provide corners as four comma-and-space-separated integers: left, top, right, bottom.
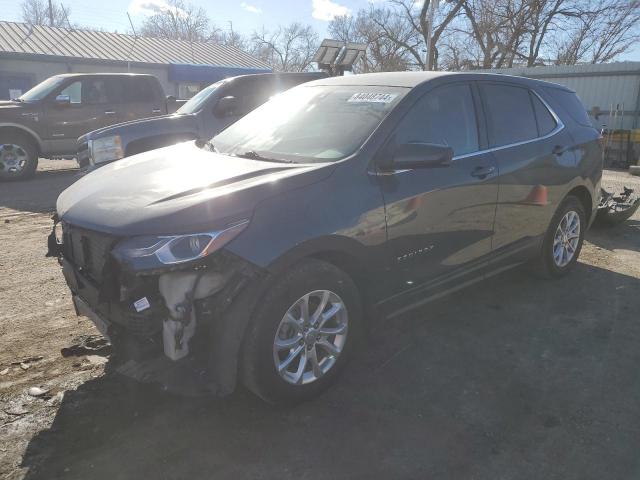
348, 92, 398, 104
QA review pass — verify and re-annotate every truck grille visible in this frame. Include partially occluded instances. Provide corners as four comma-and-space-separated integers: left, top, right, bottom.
62, 223, 119, 283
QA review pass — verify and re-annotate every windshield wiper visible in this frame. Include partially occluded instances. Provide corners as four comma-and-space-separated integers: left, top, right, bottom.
236, 150, 294, 164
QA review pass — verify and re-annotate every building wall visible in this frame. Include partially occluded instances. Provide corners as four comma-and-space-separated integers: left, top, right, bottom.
481, 62, 640, 131
0, 57, 177, 98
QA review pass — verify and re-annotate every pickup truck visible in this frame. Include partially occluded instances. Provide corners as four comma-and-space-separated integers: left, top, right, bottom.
78, 72, 327, 169
0, 73, 181, 180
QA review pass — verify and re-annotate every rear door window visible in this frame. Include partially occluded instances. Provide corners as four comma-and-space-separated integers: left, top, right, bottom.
127, 77, 155, 103
480, 83, 538, 147
394, 83, 479, 157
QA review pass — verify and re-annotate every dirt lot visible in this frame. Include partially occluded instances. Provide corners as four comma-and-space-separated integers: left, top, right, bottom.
1, 161, 639, 480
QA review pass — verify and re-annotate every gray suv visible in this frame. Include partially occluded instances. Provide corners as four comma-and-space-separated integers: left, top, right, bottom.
49, 72, 602, 404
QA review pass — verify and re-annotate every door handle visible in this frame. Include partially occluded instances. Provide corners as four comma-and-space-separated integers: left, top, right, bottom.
470, 165, 496, 179
152, 109, 161, 113
104, 111, 115, 115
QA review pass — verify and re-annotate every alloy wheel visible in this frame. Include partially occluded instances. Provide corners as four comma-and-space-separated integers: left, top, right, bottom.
0, 143, 28, 174
553, 210, 581, 267
273, 290, 348, 385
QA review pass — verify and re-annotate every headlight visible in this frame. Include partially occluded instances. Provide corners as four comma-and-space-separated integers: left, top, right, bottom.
112, 220, 249, 270
90, 135, 124, 165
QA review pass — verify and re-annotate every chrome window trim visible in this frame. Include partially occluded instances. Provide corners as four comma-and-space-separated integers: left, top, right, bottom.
374, 89, 564, 176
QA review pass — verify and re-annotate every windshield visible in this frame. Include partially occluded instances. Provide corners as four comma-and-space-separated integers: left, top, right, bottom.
212, 85, 407, 163
18, 76, 66, 102
176, 80, 225, 114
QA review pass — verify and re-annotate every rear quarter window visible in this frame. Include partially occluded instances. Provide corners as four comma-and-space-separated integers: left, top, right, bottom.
542, 87, 592, 127
530, 92, 557, 136
480, 83, 538, 147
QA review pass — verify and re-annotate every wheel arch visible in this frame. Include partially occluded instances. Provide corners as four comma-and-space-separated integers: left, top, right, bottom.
0, 124, 42, 154
566, 185, 593, 223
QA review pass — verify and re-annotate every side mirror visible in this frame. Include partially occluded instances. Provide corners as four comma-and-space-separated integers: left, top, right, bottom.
55, 94, 71, 106
387, 143, 453, 170
214, 96, 237, 117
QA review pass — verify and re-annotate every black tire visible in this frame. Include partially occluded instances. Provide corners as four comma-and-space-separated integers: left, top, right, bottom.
531, 195, 586, 278
0, 132, 39, 181
242, 259, 362, 405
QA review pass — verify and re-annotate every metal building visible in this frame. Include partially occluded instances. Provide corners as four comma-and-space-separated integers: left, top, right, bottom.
0, 21, 271, 100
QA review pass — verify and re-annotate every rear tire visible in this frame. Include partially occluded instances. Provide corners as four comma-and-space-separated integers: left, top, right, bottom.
242, 259, 362, 405
0, 132, 38, 181
531, 195, 586, 278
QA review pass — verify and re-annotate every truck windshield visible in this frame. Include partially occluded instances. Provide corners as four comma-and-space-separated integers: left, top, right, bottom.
212, 85, 408, 163
176, 80, 225, 114
18, 76, 66, 102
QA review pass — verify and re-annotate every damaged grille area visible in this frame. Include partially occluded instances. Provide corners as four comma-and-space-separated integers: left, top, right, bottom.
62, 222, 119, 283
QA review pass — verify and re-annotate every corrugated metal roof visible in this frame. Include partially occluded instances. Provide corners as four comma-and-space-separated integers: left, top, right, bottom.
0, 21, 270, 69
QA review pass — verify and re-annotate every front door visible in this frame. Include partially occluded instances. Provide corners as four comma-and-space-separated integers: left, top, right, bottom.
43, 77, 112, 154
378, 82, 499, 308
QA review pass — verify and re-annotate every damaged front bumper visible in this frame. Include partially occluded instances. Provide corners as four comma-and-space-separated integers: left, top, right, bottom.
49, 220, 264, 396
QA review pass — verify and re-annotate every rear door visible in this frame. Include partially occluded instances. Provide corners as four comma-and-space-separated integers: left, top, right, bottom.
378, 82, 499, 307
119, 76, 165, 124
478, 82, 575, 264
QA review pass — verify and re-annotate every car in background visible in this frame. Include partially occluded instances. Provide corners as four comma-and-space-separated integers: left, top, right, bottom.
0, 73, 181, 180
77, 72, 327, 169
51, 72, 601, 404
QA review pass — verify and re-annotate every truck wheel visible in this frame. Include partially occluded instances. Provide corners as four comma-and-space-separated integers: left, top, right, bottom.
0, 133, 38, 181
242, 259, 362, 405
531, 195, 586, 278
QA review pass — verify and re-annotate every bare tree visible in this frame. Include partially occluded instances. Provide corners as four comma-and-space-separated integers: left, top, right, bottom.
251, 23, 319, 72
389, 0, 465, 69
554, 0, 640, 64
138, 0, 211, 42
21, 0, 70, 28
329, 9, 414, 72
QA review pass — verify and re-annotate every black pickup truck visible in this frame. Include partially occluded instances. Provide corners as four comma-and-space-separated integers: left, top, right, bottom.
78, 72, 327, 169
0, 73, 182, 180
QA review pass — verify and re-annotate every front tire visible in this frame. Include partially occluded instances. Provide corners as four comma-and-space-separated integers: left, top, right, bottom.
0, 132, 39, 181
242, 259, 362, 405
533, 195, 586, 278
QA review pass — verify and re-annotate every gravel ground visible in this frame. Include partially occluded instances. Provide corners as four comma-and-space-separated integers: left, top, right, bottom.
1, 163, 639, 480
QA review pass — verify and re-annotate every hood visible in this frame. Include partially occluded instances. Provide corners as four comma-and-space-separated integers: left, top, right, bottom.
0, 100, 31, 111
80, 113, 195, 143
57, 142, 334, 236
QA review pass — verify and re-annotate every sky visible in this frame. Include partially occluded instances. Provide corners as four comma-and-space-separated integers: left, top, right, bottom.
0, 0, 638, 61
0, 0, 374, 38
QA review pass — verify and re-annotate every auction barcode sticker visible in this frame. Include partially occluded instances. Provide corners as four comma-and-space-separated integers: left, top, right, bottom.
348, 92, 398, 103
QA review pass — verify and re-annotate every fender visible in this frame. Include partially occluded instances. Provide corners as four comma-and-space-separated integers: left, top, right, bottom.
0, 122, 43, 151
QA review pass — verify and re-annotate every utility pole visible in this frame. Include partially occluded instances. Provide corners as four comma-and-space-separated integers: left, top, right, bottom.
48, 0, 54, 26
424, 0, 439, 70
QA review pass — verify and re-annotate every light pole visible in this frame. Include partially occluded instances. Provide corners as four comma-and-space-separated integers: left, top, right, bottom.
424, 0, 439, 70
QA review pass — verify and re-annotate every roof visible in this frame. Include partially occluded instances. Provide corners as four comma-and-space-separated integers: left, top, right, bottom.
0, 21, 270, 69
307, 70, 570, 90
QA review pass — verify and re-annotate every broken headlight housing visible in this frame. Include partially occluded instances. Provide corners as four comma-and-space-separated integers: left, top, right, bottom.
112, 220, 249, 271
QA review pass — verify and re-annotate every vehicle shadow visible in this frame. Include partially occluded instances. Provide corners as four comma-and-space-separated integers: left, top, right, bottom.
587, 219, 640, 253
0, 169, 80, 214
20, 261, 640, 480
